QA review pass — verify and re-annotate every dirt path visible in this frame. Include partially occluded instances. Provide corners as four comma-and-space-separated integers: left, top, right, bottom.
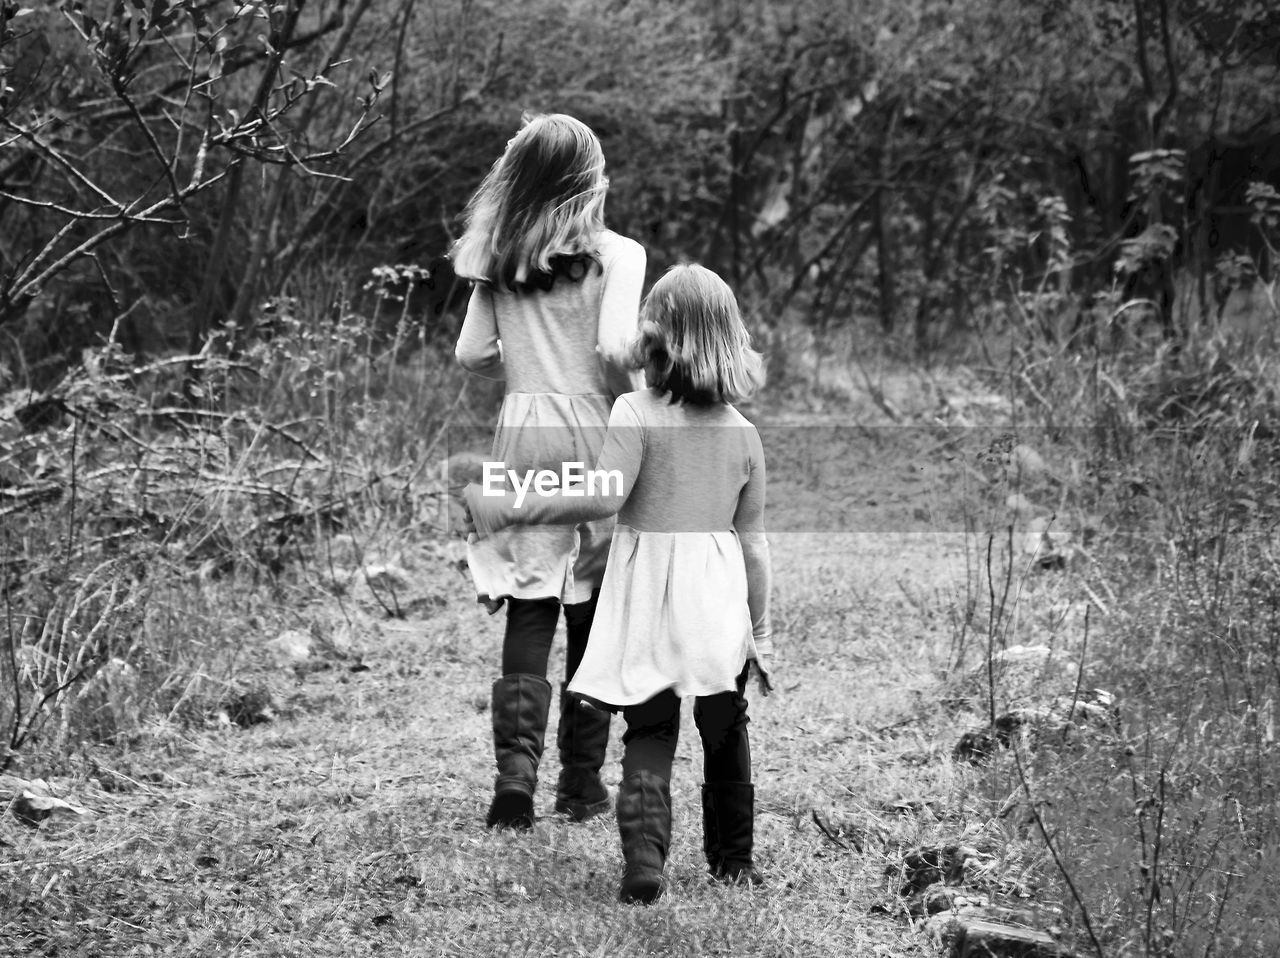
3, 367, 1011, 957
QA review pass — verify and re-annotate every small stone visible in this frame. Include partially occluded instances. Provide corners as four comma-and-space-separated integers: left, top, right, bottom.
954, 914, 1064, 957
6, 778, 93, 827
893, 844, 979, 894
267, 629, 312, 665
363, 563, 411, 589
956, 707, 1067, 764
223, 688, 276, 727
914, 882, 988, 916
926, 911, 962, 948
953, 729, 993, 764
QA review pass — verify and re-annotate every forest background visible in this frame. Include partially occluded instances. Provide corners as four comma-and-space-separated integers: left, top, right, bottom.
2, 1, 1280, 956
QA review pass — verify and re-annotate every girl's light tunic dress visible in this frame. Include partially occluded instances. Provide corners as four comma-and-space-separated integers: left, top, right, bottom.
455, 230, 645, 606
471, 387, 773, 706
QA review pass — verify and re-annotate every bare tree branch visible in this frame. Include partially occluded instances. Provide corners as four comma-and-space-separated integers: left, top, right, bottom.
113, 84, 186, 209
0, 120, 123, 210
7, 167, 231, 308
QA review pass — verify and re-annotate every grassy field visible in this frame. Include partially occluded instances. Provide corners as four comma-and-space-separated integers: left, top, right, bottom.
4, 324, 1280, 956
0, 351, 1031, 957
1, 526, 992, 956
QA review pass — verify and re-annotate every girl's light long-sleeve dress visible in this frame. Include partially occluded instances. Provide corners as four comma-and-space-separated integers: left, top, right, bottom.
455, 230, 645, 606
469, 387, 773, 706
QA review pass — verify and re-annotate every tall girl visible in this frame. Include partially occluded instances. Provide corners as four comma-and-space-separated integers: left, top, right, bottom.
452, 113, 646, 829
466, 265, 773, 903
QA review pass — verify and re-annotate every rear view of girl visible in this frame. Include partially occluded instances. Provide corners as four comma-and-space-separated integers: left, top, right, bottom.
466, 265, 773, 903
453, 113, 646, 829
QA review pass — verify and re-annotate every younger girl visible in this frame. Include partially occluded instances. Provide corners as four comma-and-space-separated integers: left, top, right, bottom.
466, 265, 773, 904
453, 113, 646, 829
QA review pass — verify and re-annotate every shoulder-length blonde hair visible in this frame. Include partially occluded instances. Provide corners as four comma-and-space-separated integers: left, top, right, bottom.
451, 113, 608, 292
632, 264, 765, 405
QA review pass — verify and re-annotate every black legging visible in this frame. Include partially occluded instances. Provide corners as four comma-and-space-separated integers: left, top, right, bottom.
500, 593, 598, 680
620, 666, 752, 784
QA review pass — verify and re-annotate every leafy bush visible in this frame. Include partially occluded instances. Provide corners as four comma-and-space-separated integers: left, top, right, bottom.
0, 267, 476, 767
952, 288, 1280, 955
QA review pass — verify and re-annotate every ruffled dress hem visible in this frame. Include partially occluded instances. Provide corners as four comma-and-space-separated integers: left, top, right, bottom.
567, 672, 753, 713
564, 524, 757, 705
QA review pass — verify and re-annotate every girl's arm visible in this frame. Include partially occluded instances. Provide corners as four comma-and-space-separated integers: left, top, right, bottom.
454, 285, 505, 379
465, 396, 644, 534
596, 237, 647, 398
733, 429, 773, 652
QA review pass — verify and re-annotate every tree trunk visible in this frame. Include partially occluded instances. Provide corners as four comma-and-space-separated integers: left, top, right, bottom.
189, 0, 304, 353
225, 0, 376, 341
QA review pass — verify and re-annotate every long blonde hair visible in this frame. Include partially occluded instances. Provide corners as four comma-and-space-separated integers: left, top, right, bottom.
633, 265, 765, 405
451, 113, 608, 291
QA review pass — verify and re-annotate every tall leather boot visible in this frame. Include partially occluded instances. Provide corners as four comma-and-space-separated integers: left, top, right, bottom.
616, 770, 671, 904
704, 781, 763, 885
700, 784, 721, 874
554, 685, 611, 821
486, 673, 553, 830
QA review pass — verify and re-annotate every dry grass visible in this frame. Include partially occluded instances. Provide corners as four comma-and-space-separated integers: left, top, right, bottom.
0, 341, 1096, 957
1, 528, 980, 957
7, 290, 1280, 956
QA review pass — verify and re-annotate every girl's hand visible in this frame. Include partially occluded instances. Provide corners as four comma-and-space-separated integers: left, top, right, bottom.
460, 498, 477, 536
463, 483, 510, 538
750, 654, 774, 697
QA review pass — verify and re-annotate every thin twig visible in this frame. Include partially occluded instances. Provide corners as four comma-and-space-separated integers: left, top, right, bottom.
12, 168, 232, 298
1012, 746, 1106, 957
114, 85, 186, 208
11, 659, 102, 757
0, 118, 123, 208
986, 532, 998, 727
1145, 769, 1167, 947
2, 546, 21, 771
64, 417, 80, 565
143, 408, 322, 461
811, 809, 850, 849
1067, 605, 1090, 723
0, 191, 179, 222
1203, 871, 1232, 958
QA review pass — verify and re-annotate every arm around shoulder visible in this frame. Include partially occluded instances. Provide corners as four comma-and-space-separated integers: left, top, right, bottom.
466, 395, 645, 533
